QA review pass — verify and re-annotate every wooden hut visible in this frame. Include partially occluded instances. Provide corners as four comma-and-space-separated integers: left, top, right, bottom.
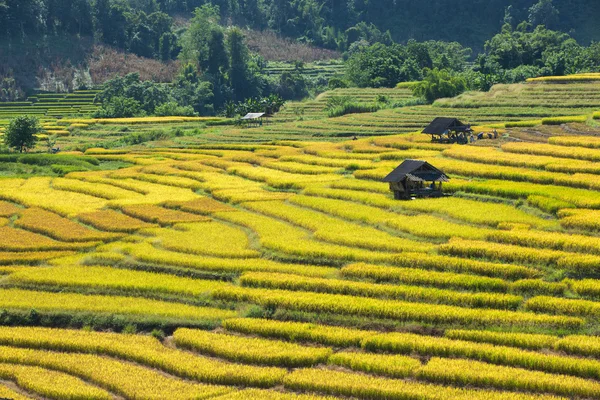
423, 117, 472, 144
382, 160, 449, 200
240, 112, 269, 128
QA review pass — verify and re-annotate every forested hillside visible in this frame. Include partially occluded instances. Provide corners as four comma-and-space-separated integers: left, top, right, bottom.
1, 0, 599, 51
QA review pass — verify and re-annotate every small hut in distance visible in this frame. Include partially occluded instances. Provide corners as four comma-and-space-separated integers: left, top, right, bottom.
383, 160, 449, 200
423, 117, 472, 144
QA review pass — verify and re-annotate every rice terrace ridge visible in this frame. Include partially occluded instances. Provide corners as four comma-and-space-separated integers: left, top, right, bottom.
1, 0, 600, 399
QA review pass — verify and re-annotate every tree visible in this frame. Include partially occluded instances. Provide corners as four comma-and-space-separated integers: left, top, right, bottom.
412, 68, 467, 103
207, 27, 228, 77
4, 116, 40, 153
226, 27, 251, 100
529, 0, 559, 29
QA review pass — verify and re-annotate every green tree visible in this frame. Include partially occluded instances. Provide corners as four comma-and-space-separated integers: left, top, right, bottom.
412, 68, 467, 103
179, 4, 221, 70
529, 0, 559, 29
207, 27, 228, 77
4, 115, 40, 153
226, 27, 251, 100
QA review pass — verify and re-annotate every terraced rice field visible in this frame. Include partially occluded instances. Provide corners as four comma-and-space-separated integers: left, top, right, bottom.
2, 76, 600, 399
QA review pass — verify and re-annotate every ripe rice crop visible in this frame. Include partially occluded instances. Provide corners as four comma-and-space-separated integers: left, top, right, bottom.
556, 254, 600, 275
439, 238, 568, 266
8, 265, 232, 298
362, 332, 600, 379
541, 115, 589, 125
0, 326, 284, 388
125, 242, 337, 278
65, 116, 222, 124
223, 318, 378, 347
52, 178, 144, 201
0, 218, 8, 227
162, 197, 236, 214
0, 288, 236, 322
328, 351, 421, 378
504, 120, 542, 127
212, 188, 293, 203
341, 263, 510, 292
243, 200, 434, 253
444, 329, 559, 351
447, 178, 600, 209
217, 389, 336, 399
304, 186, 552, 228
228, 165, 343, 190
502, 142, 600, 162
0, 177, 108, 215
0, 251, 76, 265
119, 204, 210, 225
216, 210, 410, 264
549, 135, 600, 149
147, 222, 259, 258
240, 272, 523, 309
569, 279, 600, 298
0, 345, 232, 399
174, 328, 332, 367
525, 296, 600, 318
283, 368, 560, 400
264, 161, 341, 175
509, 279, 567, 296
442, 146, 559, 169
0, 383, 29, 400
0, 363, 113, 400
0, 201, 20, 217
417, 357, 600, 399
289, 195, 493, 240
526, 195, 574, 214
15, 207, 122, 242
213, 286, 580, 328
0, 227, 94, 251
77, 209, 156, 232
558, 209, 600, 231
554, 335, 600, 358
329, 179, 390, 194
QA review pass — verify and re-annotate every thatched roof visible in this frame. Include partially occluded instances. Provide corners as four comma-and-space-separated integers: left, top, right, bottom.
382, 159, 449, 183
422, 117, 468, 135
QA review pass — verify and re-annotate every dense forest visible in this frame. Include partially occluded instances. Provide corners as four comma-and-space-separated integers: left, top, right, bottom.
1, 0, 600, 116
1, 0, 599, 51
